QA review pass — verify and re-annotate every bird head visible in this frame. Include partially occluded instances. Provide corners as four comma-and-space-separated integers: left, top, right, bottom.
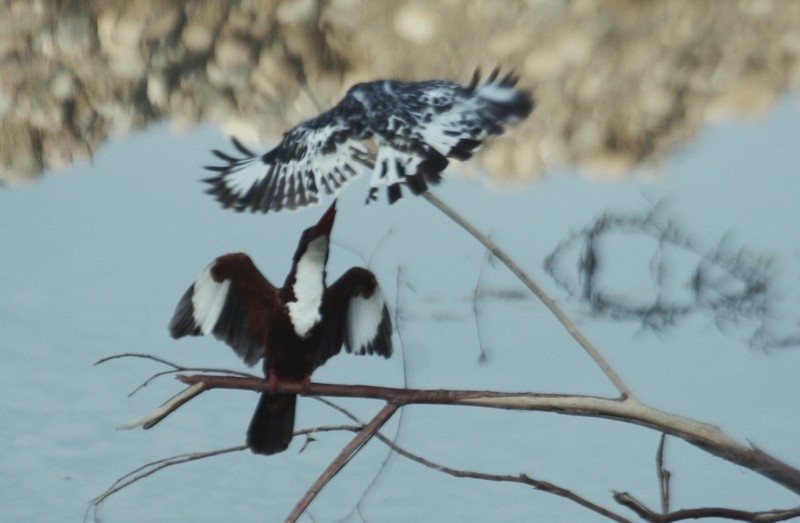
310, 199, 337, 239
292, 200, 337, 266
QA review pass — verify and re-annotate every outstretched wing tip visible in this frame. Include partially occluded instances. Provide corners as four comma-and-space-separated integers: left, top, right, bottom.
202, 116, 368, 213
229, 135, 256, 156
168, 255, 277, 366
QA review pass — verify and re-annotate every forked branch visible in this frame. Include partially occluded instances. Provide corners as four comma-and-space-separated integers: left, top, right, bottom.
170, 374, 800, 496
422, 191, 634, 398
285, 403, 400, 522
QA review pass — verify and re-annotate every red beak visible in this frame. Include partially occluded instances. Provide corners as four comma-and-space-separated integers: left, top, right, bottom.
312, 200, 337, 237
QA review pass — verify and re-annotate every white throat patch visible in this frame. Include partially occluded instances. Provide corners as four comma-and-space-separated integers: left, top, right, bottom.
287, 236, 327, 337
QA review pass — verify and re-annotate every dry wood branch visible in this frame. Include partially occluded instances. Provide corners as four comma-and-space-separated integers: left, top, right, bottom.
385, 443, 630, 522
88, 445, 246, 520
92, 411, 626, 523
118, 382, 207, 430
313, 397, 631, 522
173, 374, 800, 496
422, 191, 634, 398
285, 403, 400, 523
95, 353, 186, 369
94, 352, 258, 397
656, 434, 671, 514
613, 492, 800, 523
87, 425, 364, 521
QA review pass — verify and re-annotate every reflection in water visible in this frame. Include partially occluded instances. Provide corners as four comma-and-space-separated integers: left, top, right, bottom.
1, 0, 798, 184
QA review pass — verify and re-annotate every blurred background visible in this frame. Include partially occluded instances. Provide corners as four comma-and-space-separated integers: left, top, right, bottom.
3, 0, 799, 184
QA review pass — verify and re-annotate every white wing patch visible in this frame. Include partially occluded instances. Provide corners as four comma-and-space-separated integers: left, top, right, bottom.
287, 236, 327, 337
222, 157, 270, 197
347, 288, 386, 354
416, 126, 459, 157
370, 143, 417, 190
191, 266, 231, 335
305, 138, 369, 198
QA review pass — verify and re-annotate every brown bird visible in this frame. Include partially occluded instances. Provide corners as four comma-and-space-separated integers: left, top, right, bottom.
168, 201, 392, 455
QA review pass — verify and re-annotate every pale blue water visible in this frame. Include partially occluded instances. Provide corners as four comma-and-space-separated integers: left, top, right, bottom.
1, 98, 799, 522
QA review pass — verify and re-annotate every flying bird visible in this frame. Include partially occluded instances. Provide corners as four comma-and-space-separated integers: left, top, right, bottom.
168, 201, 392, 455
204, 68, 534, 212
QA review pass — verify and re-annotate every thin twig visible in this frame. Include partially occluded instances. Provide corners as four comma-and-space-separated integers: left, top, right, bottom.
285, 403, 400, 522
127, 369, 187, 396
613, 492, 800, 523
94, 352, 257, 397
87, 445, 246, 520
117, 382, 207, 430
474, 249, 491, 364
87, 425, 365, 520
314, 397, 630, 522
126, 367, 257, 396
656, 434, 670, 514
421, 191, 634, 399
94, 352, 186, 369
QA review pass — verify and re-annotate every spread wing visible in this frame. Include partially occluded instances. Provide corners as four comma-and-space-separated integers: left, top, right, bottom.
315, 267, 392, 370
168, 253, 279, 367
204, 69, 533, 211
204, 100, 373, 213
362, 68, 534, 203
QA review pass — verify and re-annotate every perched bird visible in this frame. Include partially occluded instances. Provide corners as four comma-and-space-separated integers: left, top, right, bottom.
168, 201, 392, 455
204, 68, 534, 213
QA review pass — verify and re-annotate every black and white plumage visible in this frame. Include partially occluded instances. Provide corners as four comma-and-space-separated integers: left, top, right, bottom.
204, 69, 534, 212
168, 201, 392, 455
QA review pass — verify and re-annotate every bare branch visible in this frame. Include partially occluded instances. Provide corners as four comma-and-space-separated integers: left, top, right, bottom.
94, 352, 186, 369
88, 425, 363, 519
117, 382, 207, 430
285, 403, 400, 522
421, 191, 634, 398
174, 374, 800, 496
613, 492, 800, 522
100, 388, 799, 522
95, 352, 258, 397
315, 396, 630, 522
127, 369, 189, 397
87, 445, 246, 520
656, 434, 671, 514
473, 249, 491, 364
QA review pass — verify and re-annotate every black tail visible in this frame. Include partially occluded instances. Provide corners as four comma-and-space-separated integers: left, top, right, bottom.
246, 393, 296, 455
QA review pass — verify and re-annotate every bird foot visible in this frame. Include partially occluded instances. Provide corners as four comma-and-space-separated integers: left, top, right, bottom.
267, 373, 279, 393
265, 373, 310, 394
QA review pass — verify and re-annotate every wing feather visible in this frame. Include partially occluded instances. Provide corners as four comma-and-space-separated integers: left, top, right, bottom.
204, 100, 371, 213
168, 253, 279, 367
316, 267, 392, 369
355, 70, 533, 204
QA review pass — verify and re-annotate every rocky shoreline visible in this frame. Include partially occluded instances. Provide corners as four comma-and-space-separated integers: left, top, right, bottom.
1, 0, 798, 184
